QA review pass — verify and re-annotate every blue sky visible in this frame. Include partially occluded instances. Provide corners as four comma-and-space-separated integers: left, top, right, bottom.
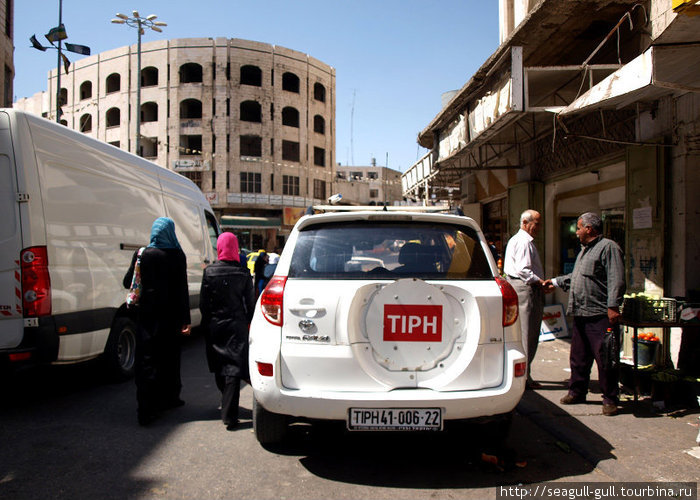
14, 1, 499, 172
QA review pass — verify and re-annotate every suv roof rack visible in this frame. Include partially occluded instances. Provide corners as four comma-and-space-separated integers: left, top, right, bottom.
311, 205, 455, 213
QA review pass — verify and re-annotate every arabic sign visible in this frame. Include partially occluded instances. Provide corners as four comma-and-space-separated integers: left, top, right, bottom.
540, 304, 569, 340
172, 159, 210, 171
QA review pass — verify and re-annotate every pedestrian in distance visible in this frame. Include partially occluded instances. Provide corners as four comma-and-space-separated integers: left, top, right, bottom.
254, 250, 269, 296
504, 209, 550, 389
200, 232, 256, 430
123, 217, 191, 426
547, 212, 625, 416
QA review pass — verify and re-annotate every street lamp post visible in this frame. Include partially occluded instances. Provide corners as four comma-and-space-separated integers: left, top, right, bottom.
111, 11, 166, 157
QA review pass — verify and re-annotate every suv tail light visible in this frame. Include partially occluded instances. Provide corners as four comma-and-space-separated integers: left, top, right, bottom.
261, 276, 287, 326
21, 246, 52, 317
495, 276, 518, 327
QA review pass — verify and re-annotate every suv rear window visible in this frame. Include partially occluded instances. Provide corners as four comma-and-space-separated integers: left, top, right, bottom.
289, 222, 493, 279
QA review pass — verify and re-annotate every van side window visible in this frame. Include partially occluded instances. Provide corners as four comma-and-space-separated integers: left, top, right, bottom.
205, 211, 220, 253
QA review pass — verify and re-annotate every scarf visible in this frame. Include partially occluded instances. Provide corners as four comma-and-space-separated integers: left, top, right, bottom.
217, 232, 240, 262
147, 217, 182, 249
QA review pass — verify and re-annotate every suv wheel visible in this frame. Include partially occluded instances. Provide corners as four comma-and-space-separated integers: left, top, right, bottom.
253, 397, 288, 445
104, 316, 137, 381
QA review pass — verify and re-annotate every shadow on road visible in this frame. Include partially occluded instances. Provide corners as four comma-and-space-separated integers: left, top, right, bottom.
0, 335, 215, 500
0, 333, 620, 497
268, 396, 614, 489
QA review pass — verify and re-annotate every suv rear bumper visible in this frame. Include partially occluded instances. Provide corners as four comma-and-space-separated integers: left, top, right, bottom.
252, 346, 526, 421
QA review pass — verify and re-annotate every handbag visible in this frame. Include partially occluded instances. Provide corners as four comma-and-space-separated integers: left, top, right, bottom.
601, 326, 620, 371
126, 247, 145, 308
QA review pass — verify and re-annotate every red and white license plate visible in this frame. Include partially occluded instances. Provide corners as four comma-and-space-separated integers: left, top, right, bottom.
348, 408, 443, 431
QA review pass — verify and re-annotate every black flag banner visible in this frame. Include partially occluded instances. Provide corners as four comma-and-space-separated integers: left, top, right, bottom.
65, 43, 90, 55
30, 35, 47, 51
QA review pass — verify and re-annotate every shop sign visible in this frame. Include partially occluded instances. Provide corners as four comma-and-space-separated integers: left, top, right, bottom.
204, 192, 219, 205
283, 207, 307, 226
173, 159, 210, 171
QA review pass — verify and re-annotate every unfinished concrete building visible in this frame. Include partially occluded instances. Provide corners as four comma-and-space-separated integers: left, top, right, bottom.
0, 0, 12, 107
335, 160, 403, 206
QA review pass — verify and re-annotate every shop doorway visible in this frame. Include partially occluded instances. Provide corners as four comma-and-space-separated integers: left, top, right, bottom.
559, 210, 625, 275
482, 197, 507, 258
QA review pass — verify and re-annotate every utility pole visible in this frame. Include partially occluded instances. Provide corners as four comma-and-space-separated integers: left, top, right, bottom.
112, 12, 167, 156
55, 0, 63, 123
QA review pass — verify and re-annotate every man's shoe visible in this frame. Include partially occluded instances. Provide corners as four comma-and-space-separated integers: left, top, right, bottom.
602, 403, 618, 416
560, 394, 585, 405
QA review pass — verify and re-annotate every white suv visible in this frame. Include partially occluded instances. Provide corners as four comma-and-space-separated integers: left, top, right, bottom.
249, 207, 525, 444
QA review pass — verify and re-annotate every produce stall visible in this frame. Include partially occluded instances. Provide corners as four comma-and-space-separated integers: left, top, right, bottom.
620, 294, 700, 404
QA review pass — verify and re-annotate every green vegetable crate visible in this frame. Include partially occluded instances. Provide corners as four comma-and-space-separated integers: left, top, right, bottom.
621, 295, 677, 323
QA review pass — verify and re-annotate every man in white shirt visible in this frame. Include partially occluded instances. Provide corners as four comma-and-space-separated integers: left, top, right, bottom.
504, 209, 546, 389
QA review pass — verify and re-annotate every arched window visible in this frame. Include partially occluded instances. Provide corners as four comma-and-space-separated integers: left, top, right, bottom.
314, 115, 325, 134
79, 81, 92, 100
106, 73, 120, 94
141, 67, 158, 87
106, 107, 120, 127
282, 72, 300, 93
314, 83, 326, 102
240, 65, 262, 86
180, 99, 202, 119
240, 100, 262, 123
59, 88, 68, 105
179, 63, 203, 83
80, 113, 92, 132
141, 102, 158, 122
282, 107, 299, 128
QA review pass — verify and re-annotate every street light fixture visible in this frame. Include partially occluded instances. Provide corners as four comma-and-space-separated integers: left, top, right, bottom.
111, 12, 167, 156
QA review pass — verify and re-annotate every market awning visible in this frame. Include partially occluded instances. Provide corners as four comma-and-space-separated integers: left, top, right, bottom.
560, 44, 700, 115
220, 216, 281, 229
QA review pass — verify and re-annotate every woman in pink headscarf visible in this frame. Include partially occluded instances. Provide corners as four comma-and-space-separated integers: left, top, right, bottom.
199, 232, 255, 430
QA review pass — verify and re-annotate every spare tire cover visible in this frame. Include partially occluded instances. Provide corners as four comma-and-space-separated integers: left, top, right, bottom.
364, 278, 457, 371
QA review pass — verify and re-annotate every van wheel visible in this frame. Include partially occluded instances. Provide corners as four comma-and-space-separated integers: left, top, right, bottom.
253, 397, 288, 445
104, 317, 137, 381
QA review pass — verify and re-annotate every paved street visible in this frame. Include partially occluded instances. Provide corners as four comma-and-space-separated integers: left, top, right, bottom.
0, 334, 696, 500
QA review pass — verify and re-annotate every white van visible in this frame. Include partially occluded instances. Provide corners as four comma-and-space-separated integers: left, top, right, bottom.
0, 109, 219, 379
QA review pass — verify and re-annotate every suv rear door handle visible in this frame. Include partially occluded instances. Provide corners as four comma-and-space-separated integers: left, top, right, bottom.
289, 306, 326, 318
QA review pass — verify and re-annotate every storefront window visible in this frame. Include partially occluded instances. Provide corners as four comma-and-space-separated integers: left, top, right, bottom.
482, 198, 507, 258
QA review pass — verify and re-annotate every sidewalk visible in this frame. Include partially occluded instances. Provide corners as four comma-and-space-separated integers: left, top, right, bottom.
517, 337, 700, 482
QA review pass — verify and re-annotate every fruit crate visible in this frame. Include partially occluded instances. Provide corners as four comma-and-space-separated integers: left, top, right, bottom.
622, 297, 677, 323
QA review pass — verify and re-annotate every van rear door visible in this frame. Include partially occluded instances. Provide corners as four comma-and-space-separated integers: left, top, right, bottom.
0, 112, 24, 348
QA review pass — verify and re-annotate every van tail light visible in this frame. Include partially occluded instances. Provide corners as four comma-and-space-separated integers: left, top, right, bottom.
21, 246, 51, 317
514, 361, 527, 378
260, 276, 287, 326
495, 276, 518, 327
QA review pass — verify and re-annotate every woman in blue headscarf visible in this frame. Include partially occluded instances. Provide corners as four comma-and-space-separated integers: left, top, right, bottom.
124, 217, 191, 426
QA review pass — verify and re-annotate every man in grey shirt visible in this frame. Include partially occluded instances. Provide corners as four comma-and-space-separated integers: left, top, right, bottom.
550, 212, 625, 416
